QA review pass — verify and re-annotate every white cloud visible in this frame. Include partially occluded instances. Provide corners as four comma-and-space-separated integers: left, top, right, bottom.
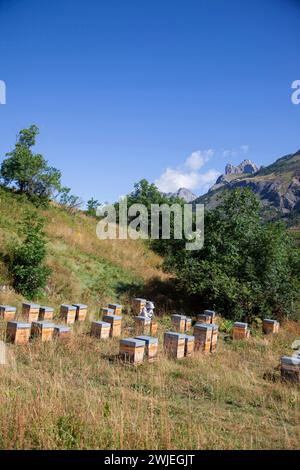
155, 149, 220, 194
222, 145, 249, 158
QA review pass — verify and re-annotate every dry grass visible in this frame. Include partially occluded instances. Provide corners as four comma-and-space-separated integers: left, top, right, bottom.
0, 316, 299, 450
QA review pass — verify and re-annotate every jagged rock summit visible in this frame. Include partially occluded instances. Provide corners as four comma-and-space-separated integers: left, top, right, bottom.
225, 159, 260, 175
166, 187, 197, 203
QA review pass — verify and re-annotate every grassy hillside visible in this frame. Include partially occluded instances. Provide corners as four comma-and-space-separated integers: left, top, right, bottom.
0, 188, 299, 450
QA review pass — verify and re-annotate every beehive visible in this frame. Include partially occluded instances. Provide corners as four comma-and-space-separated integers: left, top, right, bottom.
263, 319, 280, 335
107, 303, 122, 315
60, 304, 76, 324
0, 305, 16, 321
53, 324, 71, 340
132, 298, 147, 315
100, 307, 114, 317
183, 334, 195, 357
171, 314, 186, 333
210, 324, 219, 353
233, 322, 250, 340
134, 316, 151, 335
119, 338, 145, 365
31, 321, 55, 342
6, 321, 31, 344
90, 321, 111, 339
185, 317, 192, 331
204, 310, 216, 322
280, 356, 300, 383
193, 323, 213, 353
164, 332, 185, 359
103, 314, 122, 337
22, 303, 40, 322
150, 320, 158, 336
197, 314, 211, 324
39, 306, 54, 321
135, 335, 158, 362
73, 304, 88, 322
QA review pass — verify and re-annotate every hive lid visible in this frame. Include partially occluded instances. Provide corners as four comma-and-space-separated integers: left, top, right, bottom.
194, 323, 214, 330
135, 335, 158, 344
103, 314, 122, 320
164, 331, 185, 339
171, 314, 186, 320
134, 298, 147, 302
234, 322, 248, 328
23, 303, 40, 308
92, 321, 111, 327
61, 304, 76, 310
40, 306, 54, 312
204, 310, 216, 316
182, 334, 195, 341
108, 303, 122, 308
264, 319, 279, 324
120, 338, 145, 347
8, 321, 30, 329
0, 305, 17, 311
281, 356, 300, 366
32, 321, 55, 327
72, 304, 87, 309
135, 315, 151, 322
54, 324, 71, 332
197, 313, 210, 318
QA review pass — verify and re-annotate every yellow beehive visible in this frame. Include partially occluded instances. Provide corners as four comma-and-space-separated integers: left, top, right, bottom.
132, 298, 147, 315
31, 321, 55, 342
90, 321, 111, 339
6, 321, 31, 344
263, 319, 280, 335
135, 336, 158, 362
164, 332, 185, 359
39, 306, 54, 321
119, 338, 145, 365
280, 356, 300, 383
53, 324, 71, 340
73, 304, 88, 322
134, 316, 151, 335
183, 334, 195, 357
197, 314, 211, 324
185, 317, 192, 331
171, 314, 186, 333
60, 304, 76, 324
150, 320, 158, 336
103, 314, 122, 337
0, 305, 16, 321
233, 322, 250, 340
210, 324, 219, 353
100, 307, 114, 317
22, 303, 40, 322
107, 303, 122, 316
193, 323, 213, 353
204, 310, 216, 322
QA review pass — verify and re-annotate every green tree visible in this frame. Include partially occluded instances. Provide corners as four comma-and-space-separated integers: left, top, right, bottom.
0, 125, 61, 203
86, 197, 100, 217
9, 211, 51, 299
165, 188, 299, 321
59, 187, 82, 213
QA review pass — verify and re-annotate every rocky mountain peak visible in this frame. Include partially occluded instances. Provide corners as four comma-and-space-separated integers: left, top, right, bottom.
225, 159, 260, 175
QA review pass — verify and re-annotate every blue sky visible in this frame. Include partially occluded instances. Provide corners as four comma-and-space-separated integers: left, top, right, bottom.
0, 0, 299, 204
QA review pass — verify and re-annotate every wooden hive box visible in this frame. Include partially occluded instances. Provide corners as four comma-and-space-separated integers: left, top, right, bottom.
60, 304, 76, 324
263, 319, 280, 335
193, 323, 213, 353
183, 334, 195, 357
204, 310, 216, 322
53, 324, 71, 340
91, 321, 111, 339
164, 332, 185, 359
119, 338, 145, 365
233, 322, 250, 340
210, 324, 219, 353
150, 320, 158, 336
0, 305, 16, 321
22, 303, 40, 322
107, 303, 122, 316
171, 314, 186, 333
103, 314, 122, 337
39, 306, 54, 321
6, 321, 31, 344
280, 356, 300, 383
100, 307, 114, 317
31, 321, 55, 342
134, 316, 151, 335
135, 335, 158, 362
132, 298, 147, 315
197, 314, 211, 324
73, 304, 88, 322
185, 317, 192, 331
